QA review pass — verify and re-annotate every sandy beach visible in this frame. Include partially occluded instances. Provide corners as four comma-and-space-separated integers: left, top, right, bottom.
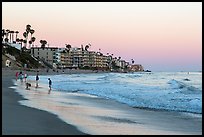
2, 68, 202, 135
2, 68, 87, 135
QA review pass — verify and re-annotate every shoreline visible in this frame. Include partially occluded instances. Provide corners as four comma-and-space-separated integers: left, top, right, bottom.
2, 68, 202, 135
2, 68, 87, 135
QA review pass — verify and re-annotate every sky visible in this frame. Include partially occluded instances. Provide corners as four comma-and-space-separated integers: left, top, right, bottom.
2, 2, 202, 71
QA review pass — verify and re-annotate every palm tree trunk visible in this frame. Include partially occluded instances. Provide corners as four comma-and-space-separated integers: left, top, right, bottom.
9, 33, 12, 43
12, 33, 14, 43
16, 33, 18, 41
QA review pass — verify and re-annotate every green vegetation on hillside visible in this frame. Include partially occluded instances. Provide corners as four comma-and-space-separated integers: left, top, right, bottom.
2, 43, 43, 69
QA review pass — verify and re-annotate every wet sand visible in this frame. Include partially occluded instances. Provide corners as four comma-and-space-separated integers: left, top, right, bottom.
2, 68, 87, 135
2, 68, 202, 135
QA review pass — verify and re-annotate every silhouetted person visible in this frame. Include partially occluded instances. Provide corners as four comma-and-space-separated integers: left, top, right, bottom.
36, 73, 39, 88
48, 78, 52, 94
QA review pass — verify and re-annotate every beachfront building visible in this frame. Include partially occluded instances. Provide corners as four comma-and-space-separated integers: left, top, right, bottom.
59, 47, 83, 69
92, 52, 109, 69
30, 46, 141, 71
128, 64, 144, 72
59, 47, 109, 70
53, 48, 66, 68
30, 47, 58, 66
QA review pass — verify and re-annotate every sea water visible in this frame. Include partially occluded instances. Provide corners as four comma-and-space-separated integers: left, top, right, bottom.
13, 71, 201, 134
31, 71, 202, 114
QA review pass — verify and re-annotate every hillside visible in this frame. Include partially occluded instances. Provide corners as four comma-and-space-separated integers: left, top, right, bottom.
2, 43, 44, 69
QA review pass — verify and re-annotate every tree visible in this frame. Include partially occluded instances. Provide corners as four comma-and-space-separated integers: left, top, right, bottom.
23, 32, 28, 48
26, 24, 31, 35
40, 40, 47, 49
23, 40, 27, 48
65, 44, 71, 52
131, 59, 134, 64
5, 29, 10, 42
85, 43, 91, 51
2, 29, 4, 40
29, 40, 32, 48
81, 44, 84, 51
31, 37, 36, 47
10, 31, 15, 43
2, 29, 6, 42
15, 31, 19, 42
30, 29, 34, 36
24, 24, 35, 49
9, 31, 12, 43
5, 38, 9, 43
16, 38, 20, 43
85, 45, 89, 51
19, 39, 23, 50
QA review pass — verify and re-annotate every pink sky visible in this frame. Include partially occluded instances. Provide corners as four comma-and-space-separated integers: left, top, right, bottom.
2, 2, 202, 71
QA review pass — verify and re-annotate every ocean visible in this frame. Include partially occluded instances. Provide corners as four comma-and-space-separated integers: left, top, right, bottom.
13, 71, 202, 134
36, 71, 202, 114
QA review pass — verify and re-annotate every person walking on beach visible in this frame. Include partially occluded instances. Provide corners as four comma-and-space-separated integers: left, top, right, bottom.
24, 72, 27, 83
36, 73, 39, 88
15, 71, 19, 81
48, 78, 52, 94
19, 71, 23, 84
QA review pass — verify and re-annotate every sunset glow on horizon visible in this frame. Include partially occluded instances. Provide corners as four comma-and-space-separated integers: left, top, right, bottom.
2, 2, 202, 71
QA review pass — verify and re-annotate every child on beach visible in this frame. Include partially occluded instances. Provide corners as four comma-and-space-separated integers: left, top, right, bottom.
15, 71, 19, 81
25, 82, 31, 90
36, 73, 39, 88
48, 78, 52, 94
19, 71, 23, 84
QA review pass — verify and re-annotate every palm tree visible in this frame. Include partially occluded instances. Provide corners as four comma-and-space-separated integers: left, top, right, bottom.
85, 44, 90, 51
10, 31, 15, 43
40, 40, 47, 49
81, 44, 84, 51
15, 31, 19, 42
23, 32, 28, 48
31, 37, 36, 47
9, 31, 11, 43
2, 29, 6, 42
16, 38, 20, 44
65, 44, 72, 52
30, 29, 35, 39
23, 40, 27, 49
26, 24, 31, 35
4, 29, 9, 43
25, 24, 34, 49
131, 59, 134, 64
20, 39, 24, 49
29, 40, 32, 49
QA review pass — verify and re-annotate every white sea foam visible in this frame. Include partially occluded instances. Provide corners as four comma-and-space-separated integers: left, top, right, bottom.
12, 72, 202, 135
28, 72, 202, 114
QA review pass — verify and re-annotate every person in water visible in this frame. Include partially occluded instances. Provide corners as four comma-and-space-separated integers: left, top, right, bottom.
48, 78, 52, 94
36, 73, 39, 88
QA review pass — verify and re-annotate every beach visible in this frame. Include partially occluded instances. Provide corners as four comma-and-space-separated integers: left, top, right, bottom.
2, 68, 202, 135
2, 68, 87, 135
